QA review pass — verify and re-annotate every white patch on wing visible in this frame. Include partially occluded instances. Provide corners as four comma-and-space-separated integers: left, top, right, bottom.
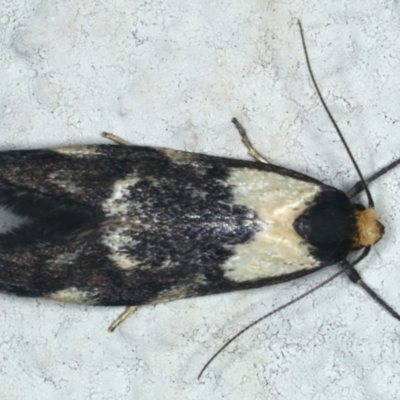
161, 148, 201, 164
103, 175, 141, 217
47, 251, 80, 266
150, 287, 190, 304
51, 145, 99, 156
222, 168, 321, 282
48, 287, 98, 304
103, 226, 143, 270
47, 171, 81, 193
102, 175, 144, 270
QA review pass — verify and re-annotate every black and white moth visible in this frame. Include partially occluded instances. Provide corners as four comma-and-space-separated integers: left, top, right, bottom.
0, 21, 399, 366
2, 132, 368, 305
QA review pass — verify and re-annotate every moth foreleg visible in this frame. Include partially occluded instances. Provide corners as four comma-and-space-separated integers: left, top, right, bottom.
101, 132, 132, 146
108, 305, 138, 332
231, 118, 269, 164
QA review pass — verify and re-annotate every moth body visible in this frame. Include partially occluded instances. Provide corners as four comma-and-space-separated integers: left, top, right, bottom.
0, 144, 378, 306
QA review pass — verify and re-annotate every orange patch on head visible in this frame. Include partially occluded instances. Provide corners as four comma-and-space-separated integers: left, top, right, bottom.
353, 208, 384, 248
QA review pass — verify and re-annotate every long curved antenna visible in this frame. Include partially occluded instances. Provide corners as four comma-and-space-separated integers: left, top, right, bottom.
341, 249, 400, 321
198, 243, 382, 379
299, 21, 400, 319
298, 21, 374, 208
198, 269, 345, 379
347, 157, 400, 198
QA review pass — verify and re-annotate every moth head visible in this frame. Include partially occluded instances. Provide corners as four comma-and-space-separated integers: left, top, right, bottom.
352, 205, 385, 249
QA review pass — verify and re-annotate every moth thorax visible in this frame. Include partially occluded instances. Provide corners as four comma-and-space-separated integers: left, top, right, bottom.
352, 207, 384, 248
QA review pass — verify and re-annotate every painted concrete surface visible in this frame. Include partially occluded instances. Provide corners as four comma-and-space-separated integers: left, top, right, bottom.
0, 1, 399, 399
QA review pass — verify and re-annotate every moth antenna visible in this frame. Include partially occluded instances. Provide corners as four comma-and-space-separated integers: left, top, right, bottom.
198, 269, 345, 380
341, 256, 400, 321
297, 20, 374, 208
299, 20, 400, 321
347, 157, 400, 199
198, 247, 373, 379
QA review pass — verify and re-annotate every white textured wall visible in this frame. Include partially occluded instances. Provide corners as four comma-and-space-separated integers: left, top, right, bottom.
1, 1, 400, 399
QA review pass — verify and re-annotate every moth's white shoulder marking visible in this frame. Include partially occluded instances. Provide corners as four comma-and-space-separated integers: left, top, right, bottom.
222, 168, 320, 282
48, 287, 98, 304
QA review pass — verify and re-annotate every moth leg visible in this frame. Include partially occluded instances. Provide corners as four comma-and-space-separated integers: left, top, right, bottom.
108, 305, 138, 332
101, 132, 132, 146
231, 118, 269, 164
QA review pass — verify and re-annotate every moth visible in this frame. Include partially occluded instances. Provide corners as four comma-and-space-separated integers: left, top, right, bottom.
0, 22, 398, 373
